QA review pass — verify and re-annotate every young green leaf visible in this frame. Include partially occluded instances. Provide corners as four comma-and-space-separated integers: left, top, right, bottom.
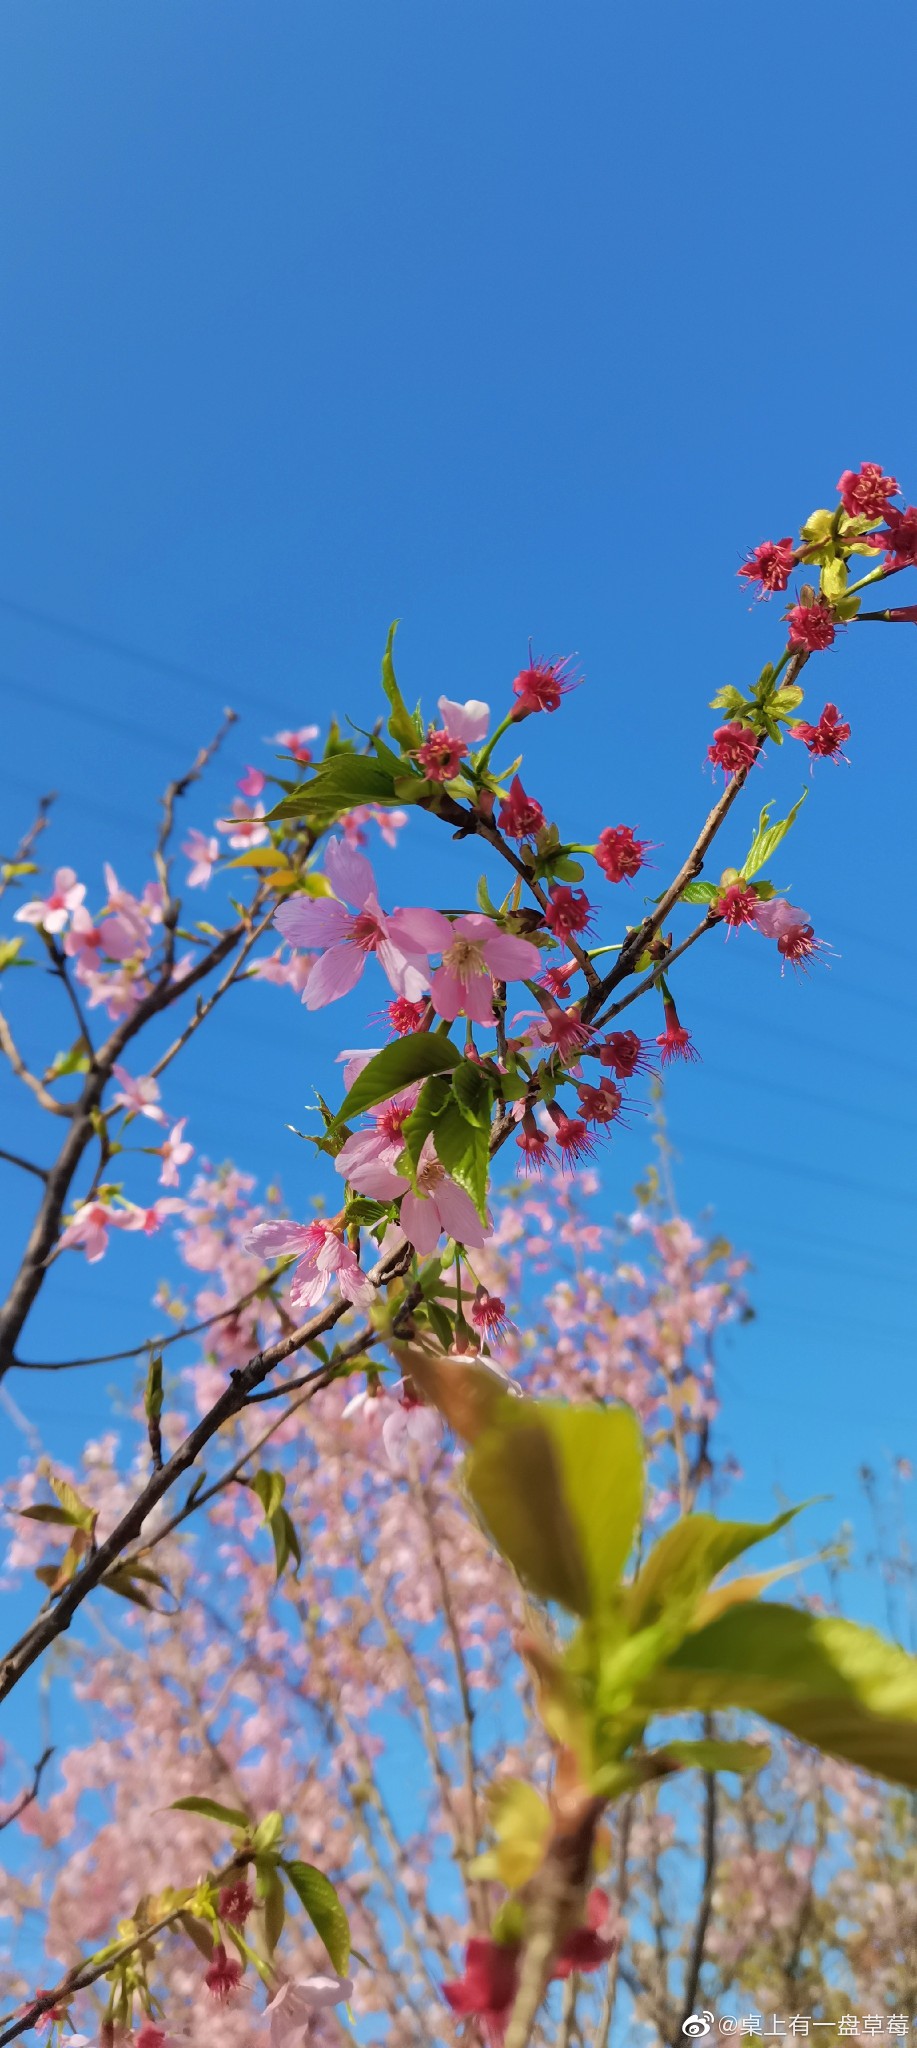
381, 621, 423, 750
465, 1399, 643, 1616
335, 1033, 462, 1128
432, 1096, 490, 1223
640, 1603, 917, 1790
658, 1737, 770, 1775
267, 754, 400, 823
282, 1859, 351, 1973
170, 1795, 251, 1829
741, 791, 807, 880
627, 1506, 803, 1633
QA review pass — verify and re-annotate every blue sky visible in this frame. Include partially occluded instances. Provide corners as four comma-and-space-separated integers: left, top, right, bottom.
1, 1, 916, 1772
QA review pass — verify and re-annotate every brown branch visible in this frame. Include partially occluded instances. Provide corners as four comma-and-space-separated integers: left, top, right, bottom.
0, 1228, 421, 1704
419, 1477, 489, 1931
0, 1746, 53, 1834
0, 1008, 72, 1117
674, 1731, 718, 2045
8, 1273, 286, 1372
0, 1149, 49, 1184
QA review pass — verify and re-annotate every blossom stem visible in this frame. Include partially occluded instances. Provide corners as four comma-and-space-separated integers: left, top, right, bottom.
473, 712, 515, 775
845, 564, 890, 598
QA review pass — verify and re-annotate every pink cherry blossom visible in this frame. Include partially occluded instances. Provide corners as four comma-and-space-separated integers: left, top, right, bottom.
250, 946, 314, 996
62, 906, 104, 970
436, 695, 490, 745
273, 837, 429, 1010
159, 1119, 193, 1187
244, 1216, 373, 1312
217, 798, 270, 850
181, 828, 220, 888
338, 1129, 488, 1254
58, 1201, 133, 1262
387, 907, 541, 1026
271, 723, 320, 764
111, 1065, 167, 1125
751, 897, 808, 940
265, 1975, 354, 2045
341, 802, 409, 848
237, 764, 266, 798
14, 867, 85, 934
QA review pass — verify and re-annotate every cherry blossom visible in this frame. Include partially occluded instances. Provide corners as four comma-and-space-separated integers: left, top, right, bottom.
181, 829, 220, 887
738, 536, 796, 596
217, 798, 270, 850
271, 723, 320, 764
244, 1215, 373, 1312
264, 1975, 354, 2045
158, 1119, 193, 1187
274, 837, 429, 1009
13, 867, 85, 934
837, 461, 899, 522
387, 907, 540, 1027
111, 1066, 167, 1125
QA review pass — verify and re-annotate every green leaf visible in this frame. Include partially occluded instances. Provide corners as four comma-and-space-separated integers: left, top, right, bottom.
0, 936, 26, 973
266, 754, 400, 823
820, 555, 848, 602
145, 1350, 163, 1426
640, 1603, 917, 1790
381, 621, 422, 750
627, 1506, 803, 1634
659, 1737, 770, 1776
709, 685, 749, 718
252, 1809, 284, 1854
465, 1399, 643, 1617
251, 1469, 286, 1522
768, 683, 805, 718
451, 1060, 496, 1130
48, 1474, 96, 1533
680, 881, 719, 906
282, 1859, 350, 1973
270, 1507, 302, 1581
400, 1073, 453, 1170
260, 1865, 286, 1954
741, 790, 807, 880
335, 1033, 462, 1128
20, 1503, 80, 1525
170, 1795, 251, 1829
432, 1096, 490, 1223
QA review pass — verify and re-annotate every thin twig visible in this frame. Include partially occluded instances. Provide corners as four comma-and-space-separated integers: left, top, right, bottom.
0, 1746, 53, 1834
0, 1149, 49, 1184
0, 794, 54, 906
0, 1009, 72, 1116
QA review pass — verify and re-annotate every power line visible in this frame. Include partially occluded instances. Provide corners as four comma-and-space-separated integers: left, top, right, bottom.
0, 672, 250, 772
0, 595, 297, 726
671, 1126, 917, 1211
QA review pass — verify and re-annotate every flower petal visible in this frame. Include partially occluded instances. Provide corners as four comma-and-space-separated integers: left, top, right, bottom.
324, 834, 377, 910
480, 931, 543, 980
274, 896, 351, 948
303, 941, 366, 1009
399, 1190, 441, 1256
388, 905, 453, 955
433, 1178, 489, 1248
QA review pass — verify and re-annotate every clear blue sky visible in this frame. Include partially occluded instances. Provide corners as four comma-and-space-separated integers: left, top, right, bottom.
1, 2, 915, 1751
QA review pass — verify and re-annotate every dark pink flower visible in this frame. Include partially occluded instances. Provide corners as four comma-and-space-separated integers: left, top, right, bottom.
552, 1889, 618, 1978
470, 1290, 510, 1342
707, 723, 760, 777
874, 502, 917, 568
837, 462, 898, 521
576, 1079, 623, 1125
204, 1944, 243, 2002
540, 957, 579, 1000
244, 1216, 373, 1313
716, 882, 760, 930
786, 598, 837, 652
597, 1030, 653, 1080
511, 652, 580, 718
385, 996, 428, 1035
443, 1936, 519, 2044
515, 1111, 554, 1176
594, 825, 651, 885
789, 701, 850, 762
738, 538, 795, 596
413, 728, 468, 781
544, 886, 594, 941
656, 996, 699, 1065
498, 776, 545, 840
548, 1107, 595, 1167
218, 1881, 254, 1927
